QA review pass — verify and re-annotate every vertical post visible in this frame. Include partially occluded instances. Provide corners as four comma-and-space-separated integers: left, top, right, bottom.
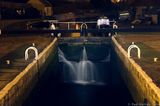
68, 22, 70, 30
50, 23, 56, 36
113, 22, 118, 35
26, 23, 29, 30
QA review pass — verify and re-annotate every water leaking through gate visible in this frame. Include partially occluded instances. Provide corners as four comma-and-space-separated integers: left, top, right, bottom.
58, 37, 111, 85
23, 37, 135, 106
58, 46, 99, 84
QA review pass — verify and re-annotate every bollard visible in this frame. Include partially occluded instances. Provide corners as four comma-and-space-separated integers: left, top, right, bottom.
32, 43, 35, 46
6, 60, 10, 65
108, 33, 111, 36
50, 23, 56, 36
57, 33, 61, 37
154, 58, 158, 62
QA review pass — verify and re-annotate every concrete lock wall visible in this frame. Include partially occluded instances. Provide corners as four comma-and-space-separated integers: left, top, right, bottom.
112, 36, 160, 105
0, 38, 57, 106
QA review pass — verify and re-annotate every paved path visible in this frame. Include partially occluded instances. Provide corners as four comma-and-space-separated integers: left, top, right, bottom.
0, 35, 53, 90
116, 32, 160, 87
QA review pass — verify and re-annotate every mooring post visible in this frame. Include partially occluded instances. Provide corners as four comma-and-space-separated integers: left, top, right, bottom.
127, 42, 141, 59
50, 23, 56, 36
154, 58, 158, 62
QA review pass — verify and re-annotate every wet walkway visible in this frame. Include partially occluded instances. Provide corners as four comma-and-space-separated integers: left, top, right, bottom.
0, 35, 53, 91
115, 32, 160, 87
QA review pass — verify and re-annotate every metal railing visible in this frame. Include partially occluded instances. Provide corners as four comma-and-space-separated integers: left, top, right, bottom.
48, 20, 116, 30
2, 20, 160, 35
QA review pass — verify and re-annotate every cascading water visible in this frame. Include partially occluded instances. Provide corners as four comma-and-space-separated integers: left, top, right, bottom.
58, 47, 98, 84
58, 48, 76, 80
77, 47, 97, 82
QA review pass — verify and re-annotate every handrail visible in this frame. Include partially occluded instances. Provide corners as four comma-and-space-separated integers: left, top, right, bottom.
127, 42, 141, 59
44, 21, 116, 24
25, 46, 38, 60
80, 23, 88, 31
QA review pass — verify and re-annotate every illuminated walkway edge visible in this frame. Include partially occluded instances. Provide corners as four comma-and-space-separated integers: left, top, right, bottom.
0, 36, 159, 105
112, 36, 160, 105
0, 38, 57, 106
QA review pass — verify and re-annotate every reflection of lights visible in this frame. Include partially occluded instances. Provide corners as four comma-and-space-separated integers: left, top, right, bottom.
84, 39, 88, 42
6, 60, 10, 65
111, 0, 135, 4
97, 18, 110, 26
154, 58, 158, 62
16, 9, 25, 15
50, 23, 56, 30
57, 33, 61, 37
16, 10, 22, 15
64, 80, 106, 85
120, 13, 129, 16
131, 25, 134, 28
111, 0, 121, 4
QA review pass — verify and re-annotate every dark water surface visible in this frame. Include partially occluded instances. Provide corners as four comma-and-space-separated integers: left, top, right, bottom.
23, 43, 134, 106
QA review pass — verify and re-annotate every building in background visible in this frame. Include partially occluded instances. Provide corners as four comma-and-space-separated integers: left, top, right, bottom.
0, 0, 53, 19
0, 1, 40, 19
28, 0, 53, 17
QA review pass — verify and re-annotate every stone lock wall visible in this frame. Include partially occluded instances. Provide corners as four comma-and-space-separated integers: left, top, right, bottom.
112, 36, 160, 105
0, 38, 57, 106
